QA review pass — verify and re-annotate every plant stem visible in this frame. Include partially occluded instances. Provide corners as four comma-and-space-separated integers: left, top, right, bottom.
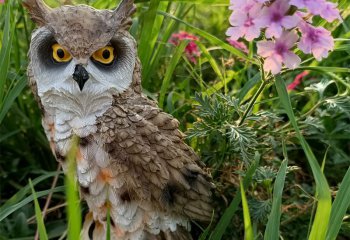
239, 79, 268, 126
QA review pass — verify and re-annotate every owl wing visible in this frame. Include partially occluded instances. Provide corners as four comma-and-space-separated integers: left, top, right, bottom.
97, 91, 214, 222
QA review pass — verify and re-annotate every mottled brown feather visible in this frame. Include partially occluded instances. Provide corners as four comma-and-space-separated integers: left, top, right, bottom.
97, 87, 214, 222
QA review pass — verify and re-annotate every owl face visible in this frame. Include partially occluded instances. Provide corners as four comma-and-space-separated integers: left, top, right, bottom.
25, 0, 137, 137
28, 3, 137, 97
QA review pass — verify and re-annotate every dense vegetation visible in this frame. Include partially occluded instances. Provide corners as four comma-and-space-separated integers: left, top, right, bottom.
0, 0, 350, 239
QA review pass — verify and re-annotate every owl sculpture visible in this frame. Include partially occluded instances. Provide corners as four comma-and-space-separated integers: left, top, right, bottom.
24, 0, 214, 239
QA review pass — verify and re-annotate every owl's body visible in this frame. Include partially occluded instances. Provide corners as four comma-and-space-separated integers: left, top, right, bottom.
24, 1, 213, 239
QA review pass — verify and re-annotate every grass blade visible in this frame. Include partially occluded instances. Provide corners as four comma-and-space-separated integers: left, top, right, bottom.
326, 166, 350, 240
241, 181, 253, 240
29, 180, 49, 240
138, 0, 161, 68
210, 153, 260, 240
0, 186, 65, 222
275, 75, 331, 240
65, 136, 81, 240
106, 206, 111, 240
264, 142, 288, 240
0, 172, 63, 222
0, 2, 14, 102
296, 66, 350, 73
143, 3, 188, 85
158, 40, 188, 109
0, 75, 27, 124
196, 42, 224, 82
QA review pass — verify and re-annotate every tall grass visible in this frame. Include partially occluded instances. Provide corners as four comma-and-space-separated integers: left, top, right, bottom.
0, 0, 350, 239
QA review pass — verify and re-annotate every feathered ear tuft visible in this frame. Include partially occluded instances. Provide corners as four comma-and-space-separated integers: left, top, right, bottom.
22, 0, 52, 26
113, 0, 136, 30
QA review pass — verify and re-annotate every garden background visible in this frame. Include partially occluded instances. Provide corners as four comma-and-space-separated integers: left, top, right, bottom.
0, 0, 350, 239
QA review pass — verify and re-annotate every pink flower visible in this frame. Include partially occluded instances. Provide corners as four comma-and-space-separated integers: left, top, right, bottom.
226, 38, 248, 54
226, 3, 264, 41
170, 31, 200, 64
290, 0, 323, 13
259, 0, 301, 38
229, 0, 259, 11
290, 0, 341, 22
257, 31, 301, 74
298, 22, 334, 61
319, 2, 342, 22
0, 0, 4, 4
287, 71, 309, 90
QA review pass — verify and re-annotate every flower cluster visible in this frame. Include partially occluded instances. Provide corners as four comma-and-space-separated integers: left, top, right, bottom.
226, 0, 341, 74
170, 31, 201, 64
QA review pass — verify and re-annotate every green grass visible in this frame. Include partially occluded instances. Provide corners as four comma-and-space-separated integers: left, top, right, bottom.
264, 142, 288, 240
29, 180, 49, 240
0, 0, 350, 239
65, 136, 81, 240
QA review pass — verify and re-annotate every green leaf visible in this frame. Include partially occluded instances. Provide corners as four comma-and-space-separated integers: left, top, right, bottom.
210, 153, 260, 240
241, 181, 254, 240
327, 166, 350, 240
0, 3, 14, 104
65, 136, 81, 240
138, 0, 161, 68
296, 66, 350, 73
29, 180, 48, 240
0, 186, 64, 222
196, 42, 224, 82
324, 96, 350, 114
237, 73, 261, 103
158, 40, 188, 109
0, 173, 63, 222
305, 79, 335, 99
106, 207, 111, 240
264, 142, 288, 240
0, 75, 27, 125
143, 2, 187, 85
275, 75, 331, 240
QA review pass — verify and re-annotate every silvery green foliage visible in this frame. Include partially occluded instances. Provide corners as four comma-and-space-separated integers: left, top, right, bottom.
188, 93, 258, 164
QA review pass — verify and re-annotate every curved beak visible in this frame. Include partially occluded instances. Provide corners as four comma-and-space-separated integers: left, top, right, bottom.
73, 64, 89, 91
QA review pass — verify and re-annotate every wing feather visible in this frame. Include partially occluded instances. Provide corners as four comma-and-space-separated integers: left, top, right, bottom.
97, 90, 214, 222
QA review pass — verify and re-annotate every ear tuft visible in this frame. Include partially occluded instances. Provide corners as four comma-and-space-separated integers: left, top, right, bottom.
22, 0, 51, 26
113, 0, 136, 30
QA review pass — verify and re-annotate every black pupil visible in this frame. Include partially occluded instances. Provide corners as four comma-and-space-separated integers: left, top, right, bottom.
102, 50, 111, 59
57, 49, 65, 59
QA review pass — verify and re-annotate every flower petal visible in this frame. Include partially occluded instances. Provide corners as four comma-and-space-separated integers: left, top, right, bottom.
244, 24, 261, 41
257, 41, 276, 57
265, 23, 283, 38
226, 27, 243, 40
282, 15, 300, 29
312, 47, 329, 61
264, 55, 282, 74
278, 31, 299, 48
283, 51, 301, 69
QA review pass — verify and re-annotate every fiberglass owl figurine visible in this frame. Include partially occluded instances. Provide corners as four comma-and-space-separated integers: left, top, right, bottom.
24, 0, 214, 239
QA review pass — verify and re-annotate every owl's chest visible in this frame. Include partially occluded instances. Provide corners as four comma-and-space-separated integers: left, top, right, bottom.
41, 87, 114, 141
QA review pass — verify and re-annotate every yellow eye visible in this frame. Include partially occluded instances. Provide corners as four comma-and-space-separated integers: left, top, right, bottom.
92, 46, 115, 65
52, 43, 72, 63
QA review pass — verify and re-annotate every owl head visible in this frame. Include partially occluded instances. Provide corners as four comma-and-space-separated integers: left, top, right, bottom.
24, 0, 139, 98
